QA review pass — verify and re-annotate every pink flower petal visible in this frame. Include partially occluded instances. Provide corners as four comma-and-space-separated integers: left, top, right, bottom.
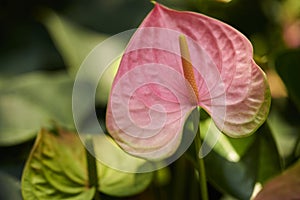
106, 63, 196, 159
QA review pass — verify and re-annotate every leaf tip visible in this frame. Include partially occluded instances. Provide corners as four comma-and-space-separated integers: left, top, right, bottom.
150, 0, 156, 5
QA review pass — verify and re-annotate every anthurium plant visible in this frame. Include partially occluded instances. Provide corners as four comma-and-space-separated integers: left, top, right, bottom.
2, 1, 297, 200
105, 3, 271, 200
106, 3, 271, 160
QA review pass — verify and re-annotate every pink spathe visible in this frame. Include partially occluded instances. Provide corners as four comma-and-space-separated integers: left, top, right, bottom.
106, 3, 271, 160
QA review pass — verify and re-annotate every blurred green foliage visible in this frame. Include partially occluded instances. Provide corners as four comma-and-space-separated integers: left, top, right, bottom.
0, 0, 300, 199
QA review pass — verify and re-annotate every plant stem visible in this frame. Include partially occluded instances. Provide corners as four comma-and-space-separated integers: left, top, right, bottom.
85, 136, 101, 200
194, 109, 209, 200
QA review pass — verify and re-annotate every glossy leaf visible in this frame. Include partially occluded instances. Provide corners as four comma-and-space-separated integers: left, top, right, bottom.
267, 99, 300, 158
200, 118, 256, 162
21, 128, 153, 199
203, 123, 282, 200
106, 3, 270, 159
0, 72, 74, 146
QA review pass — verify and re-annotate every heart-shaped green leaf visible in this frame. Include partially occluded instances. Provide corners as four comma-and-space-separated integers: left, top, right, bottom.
21, 128, 95, 200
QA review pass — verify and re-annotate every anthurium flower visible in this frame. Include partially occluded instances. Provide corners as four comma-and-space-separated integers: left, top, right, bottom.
106, 3, 271, 160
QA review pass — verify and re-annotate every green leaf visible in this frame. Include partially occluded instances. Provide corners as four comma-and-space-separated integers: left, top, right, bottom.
0, 72, 74, 146
200, 118, 256, 162
21, 128, 153, 199
267, 102, 299, 159
205, 150, 255, 199
42, 11, 107, 77
275, 49, 300, 111
21, 128, 95, 200
42, 11, 120, 105
201, 121, 282, 200
93, 135, 153, 196
255, 123, 283, 183
98, 165, 153, 197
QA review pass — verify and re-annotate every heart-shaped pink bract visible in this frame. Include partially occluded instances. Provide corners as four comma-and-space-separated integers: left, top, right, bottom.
106, 3, 271, 160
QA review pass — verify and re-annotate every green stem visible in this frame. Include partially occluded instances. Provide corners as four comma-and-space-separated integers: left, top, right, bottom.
194, 109, 209, 200
85, 136, 101, 200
